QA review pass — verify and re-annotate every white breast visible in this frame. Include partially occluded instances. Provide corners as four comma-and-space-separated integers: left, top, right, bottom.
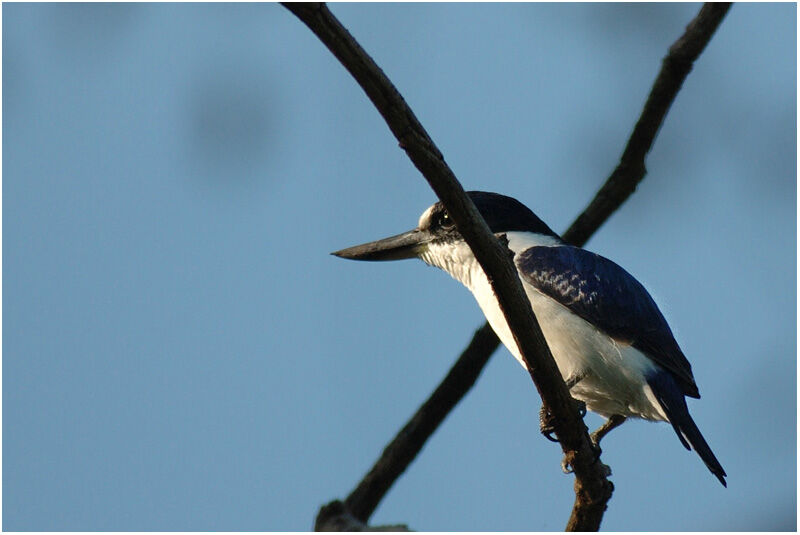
419, 232, 667, 421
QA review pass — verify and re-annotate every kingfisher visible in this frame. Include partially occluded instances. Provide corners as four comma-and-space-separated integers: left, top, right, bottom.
333, 191, 726, 486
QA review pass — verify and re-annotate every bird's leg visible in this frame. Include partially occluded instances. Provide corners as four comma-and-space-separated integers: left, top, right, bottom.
561, 415, 627, 474
590, 414, 627, 448
539, 372, 588, 442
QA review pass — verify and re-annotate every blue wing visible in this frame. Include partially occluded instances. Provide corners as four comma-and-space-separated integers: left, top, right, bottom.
516, 245, 699, 398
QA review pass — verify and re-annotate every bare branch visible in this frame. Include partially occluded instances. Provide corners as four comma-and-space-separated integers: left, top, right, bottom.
315, 501, 410, 532
331, 6, 734, 529
562, 2, 732, 247
285, 2, 732, 531
315, 326, 498, 531
283, 1, 609, 529
344, 323, 498, 522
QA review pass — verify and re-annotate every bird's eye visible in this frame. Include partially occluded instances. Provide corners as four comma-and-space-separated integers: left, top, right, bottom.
439, 212, 455, 229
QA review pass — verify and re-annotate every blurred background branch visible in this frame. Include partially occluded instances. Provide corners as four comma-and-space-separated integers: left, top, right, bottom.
563, 2, 732, 246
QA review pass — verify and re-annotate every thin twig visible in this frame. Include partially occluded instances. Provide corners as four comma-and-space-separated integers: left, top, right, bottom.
344, 323, 498, 521
315, 323, 498, 530
562, 3, 732, 247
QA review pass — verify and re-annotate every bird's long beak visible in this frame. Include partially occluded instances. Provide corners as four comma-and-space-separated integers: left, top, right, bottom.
332, 228, 432, 261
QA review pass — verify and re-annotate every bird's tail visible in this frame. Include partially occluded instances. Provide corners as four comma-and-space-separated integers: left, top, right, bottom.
647, 371, 727, 487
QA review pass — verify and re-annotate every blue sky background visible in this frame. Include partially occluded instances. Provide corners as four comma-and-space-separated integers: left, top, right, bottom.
3, 3, 796, 531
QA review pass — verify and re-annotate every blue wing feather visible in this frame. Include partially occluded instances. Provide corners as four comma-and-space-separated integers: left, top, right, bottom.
516, 245, 699, 398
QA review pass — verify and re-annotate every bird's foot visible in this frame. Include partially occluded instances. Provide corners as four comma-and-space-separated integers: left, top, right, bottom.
539, 405, 559, 443
539, 398, 587, 443
563, 457, 613, 477
560, 442, 608, 475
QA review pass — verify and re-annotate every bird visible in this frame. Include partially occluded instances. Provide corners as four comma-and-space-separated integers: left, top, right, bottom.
332, 191, 726, 487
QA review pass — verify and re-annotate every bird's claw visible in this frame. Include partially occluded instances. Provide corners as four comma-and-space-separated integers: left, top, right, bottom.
561, 442, 604, 474
561, 457, 574, 474
539, 405, 559, 442
559, 416, 624, 477
539, 399, 587, 443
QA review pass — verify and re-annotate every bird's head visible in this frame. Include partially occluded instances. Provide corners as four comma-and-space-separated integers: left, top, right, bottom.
332, 191, 560, 262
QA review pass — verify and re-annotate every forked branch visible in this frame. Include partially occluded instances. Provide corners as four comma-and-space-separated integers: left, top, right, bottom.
285, 2, 732, 531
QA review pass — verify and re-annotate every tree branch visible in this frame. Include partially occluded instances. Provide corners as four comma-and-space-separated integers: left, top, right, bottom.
287, 2, 732, 531
344, 323, 498, 521
316, 323, 498, 531
283, 1, 609, 529
562, 2, 732, 246
315, 501, 410, 532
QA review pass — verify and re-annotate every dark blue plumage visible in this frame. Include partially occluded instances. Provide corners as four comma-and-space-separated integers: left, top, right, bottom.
646, 370, 728, 486
515, 245, 699, 398
467, 192, 561, 238
516, 243, 727, 485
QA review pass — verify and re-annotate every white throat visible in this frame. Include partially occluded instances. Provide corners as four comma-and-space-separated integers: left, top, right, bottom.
417, 231, 560, 291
